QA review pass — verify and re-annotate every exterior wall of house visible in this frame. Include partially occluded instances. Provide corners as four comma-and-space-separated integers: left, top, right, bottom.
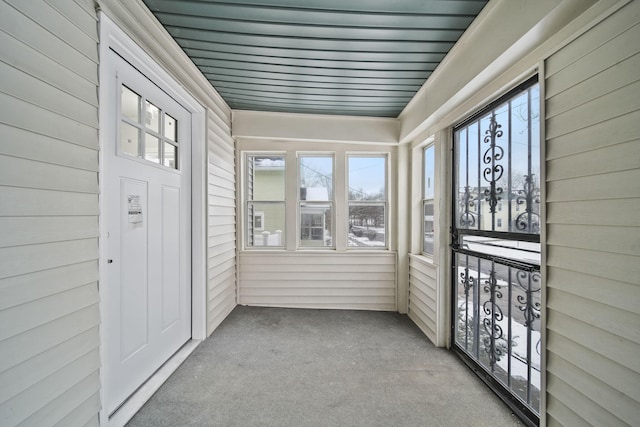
543, 1, 640, 424
0, 0, 102, 425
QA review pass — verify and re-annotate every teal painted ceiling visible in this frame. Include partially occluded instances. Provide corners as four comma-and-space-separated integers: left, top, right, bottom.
142, 0, 489, 117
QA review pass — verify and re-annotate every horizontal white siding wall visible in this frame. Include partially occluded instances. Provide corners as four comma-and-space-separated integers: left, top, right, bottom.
544, 2, 640, 425
238, 252, 396, 310
407, 255, 438, 345
207, 109, 237, 336
0, 0, 101, 425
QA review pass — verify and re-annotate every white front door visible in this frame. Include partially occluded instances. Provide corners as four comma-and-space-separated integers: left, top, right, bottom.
103, 51, 191, 415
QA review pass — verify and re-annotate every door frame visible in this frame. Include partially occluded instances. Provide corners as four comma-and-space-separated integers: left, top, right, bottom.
98, 12, 207, 424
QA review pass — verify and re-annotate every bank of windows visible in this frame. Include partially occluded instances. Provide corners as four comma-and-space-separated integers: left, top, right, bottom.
120, 85, 178, 169
423, 145, 435, 256
245, 152, 387, 250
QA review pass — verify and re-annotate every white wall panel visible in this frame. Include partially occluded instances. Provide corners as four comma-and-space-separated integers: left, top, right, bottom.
408, 255, 438, 344
544, 2, 640, 425
206, 101, 237, 336
238, 252, 396, 311
0, 1, 101, 425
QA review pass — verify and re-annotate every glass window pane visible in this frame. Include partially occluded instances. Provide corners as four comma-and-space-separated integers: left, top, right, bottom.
299, 203, 332, 247
247, 202, 285, 247
164, 142, 177, 169
299, 156, 333, 201
120, 121, 140, 157
121, 85, 140, 122
248, 155, 285, 201
144, 133, 160, 163
424, 146, 435, 199
348, 205, 385, 247
164, 113, 177, 141
145, 101, 160, 132
348, 156, 385, 201
423, 201, 434, 255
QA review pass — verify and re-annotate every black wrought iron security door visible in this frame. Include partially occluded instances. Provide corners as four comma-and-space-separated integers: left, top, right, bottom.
451, 77, 541, 426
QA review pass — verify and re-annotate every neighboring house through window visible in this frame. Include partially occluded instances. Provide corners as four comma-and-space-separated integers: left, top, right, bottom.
246, 154, 285, 247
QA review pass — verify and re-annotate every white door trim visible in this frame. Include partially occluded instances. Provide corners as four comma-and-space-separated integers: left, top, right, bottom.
98, 12, 207, 425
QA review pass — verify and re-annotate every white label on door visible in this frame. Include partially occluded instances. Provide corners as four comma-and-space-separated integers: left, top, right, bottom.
128, 195, 143, 224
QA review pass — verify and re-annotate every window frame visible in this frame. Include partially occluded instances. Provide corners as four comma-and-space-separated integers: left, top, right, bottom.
244, 152, 287, 249
422, 144, 436, 256
346, 153, 388, 250
297, 152, 335, 249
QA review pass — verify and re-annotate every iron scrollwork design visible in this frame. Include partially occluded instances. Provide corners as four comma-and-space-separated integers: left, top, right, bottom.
483, 112, 504, 214
516, 269, 541, 328
459, 266, 476, 350
482, 268, 506, 366
459, 186, 477, 227
515, 173, 541, 233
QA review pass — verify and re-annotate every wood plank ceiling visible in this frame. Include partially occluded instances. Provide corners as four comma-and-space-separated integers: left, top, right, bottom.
142, 0, 489, 117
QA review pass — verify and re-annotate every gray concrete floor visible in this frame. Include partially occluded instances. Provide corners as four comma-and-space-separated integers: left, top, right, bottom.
127, 306, 523, 426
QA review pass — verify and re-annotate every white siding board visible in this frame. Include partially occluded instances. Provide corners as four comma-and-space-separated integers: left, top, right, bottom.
547, 199, 640, 227
546, 245, 639, 285
0, 216, 98, 248
547, 224, 640, 257
0, 2, 97, 84
546, 139, 639, 181
545, 22, 640, 100
0, 1, 100, 423
546, 80, 640, 140
546, 168, 640, 202
0, 61, 98, 128
20, 371, 100, 427
0, 326, 98, 404
547, 288, 639, 345
546, 109, 640, 160
55, 392, 101, 427
544, 5, 640, 423
0, 239, 98, 280
408, 256, 438, 345
0, 155, 97, 194
238, 252, 396, 311
546, 398, 585, 427
0, 187, 98, 217
0, 261, 97, 311
0, 124, 98, 172
0, 93, 98, 149
546, 373, 627, 427
544, 4, 640, 77
546, 332, 640, 403
546, 51, 640, 118
0, 284, 98, 342
44, 0, 98, 40
547, 310, 640, 374
72, 0, 95, 17
0, 307, 98, 384
2, 349, 99, 426
5, 0, 98, 62
547, 267, 639, 313
0, 30, 97, 106
206, 105, 237, 336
